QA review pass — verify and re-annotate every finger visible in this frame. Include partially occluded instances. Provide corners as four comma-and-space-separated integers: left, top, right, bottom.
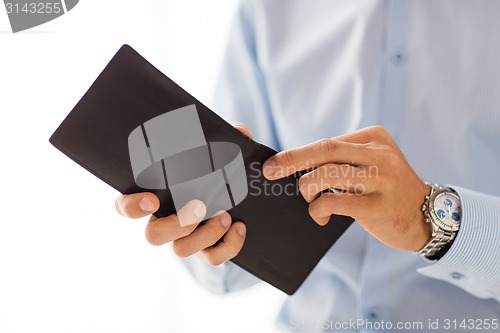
334, 126, 407, 161
299, 164, 376, 202
196, 222, 246, 266
144, 200, 206, 245
263, 139, 373, 180
232, 122, 253, 139
172, 211, 232, 258
333, 125, 391, 145
308, 192, 374, 225
115, 193, 160, 219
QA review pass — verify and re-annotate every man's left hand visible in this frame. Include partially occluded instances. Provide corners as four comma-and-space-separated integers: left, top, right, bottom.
262, 125, 431, 252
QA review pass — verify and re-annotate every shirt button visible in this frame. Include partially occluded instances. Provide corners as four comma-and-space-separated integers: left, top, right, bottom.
450, 272, 464, 280
366, 308, 380, 320
391, 49, 408, 65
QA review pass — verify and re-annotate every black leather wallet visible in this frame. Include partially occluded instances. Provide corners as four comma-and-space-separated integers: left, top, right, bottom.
49, 45, 353, 295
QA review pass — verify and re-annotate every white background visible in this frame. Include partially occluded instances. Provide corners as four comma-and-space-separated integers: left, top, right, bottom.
0, 1, 285, 332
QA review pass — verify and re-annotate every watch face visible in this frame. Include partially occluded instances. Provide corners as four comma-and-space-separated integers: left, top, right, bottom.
432, 192, 461, 229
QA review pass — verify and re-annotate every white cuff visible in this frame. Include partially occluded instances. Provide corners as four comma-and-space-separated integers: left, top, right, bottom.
417, 185, 500, 301
181, 257, 261, 294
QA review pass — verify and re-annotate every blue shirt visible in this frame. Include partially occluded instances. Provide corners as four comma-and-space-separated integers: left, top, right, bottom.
182, 1, 500, 331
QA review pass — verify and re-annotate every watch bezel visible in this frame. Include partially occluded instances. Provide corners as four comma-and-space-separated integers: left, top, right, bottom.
428, 191, 461, 232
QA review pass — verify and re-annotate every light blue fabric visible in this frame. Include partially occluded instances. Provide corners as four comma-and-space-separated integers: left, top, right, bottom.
182, 0, 500, 331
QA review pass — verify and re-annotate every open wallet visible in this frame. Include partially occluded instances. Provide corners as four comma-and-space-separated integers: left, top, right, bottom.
49, 45, 354, 295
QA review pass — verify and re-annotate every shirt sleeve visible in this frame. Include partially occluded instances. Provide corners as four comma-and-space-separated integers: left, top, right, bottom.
418, 185, 500, 302
178, 0, 276, 294
180, 257, 262, 294
210, 0, 280, 150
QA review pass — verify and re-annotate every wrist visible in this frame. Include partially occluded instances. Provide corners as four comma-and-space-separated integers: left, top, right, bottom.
411, 184, 434, 251
416, 183, 462, 259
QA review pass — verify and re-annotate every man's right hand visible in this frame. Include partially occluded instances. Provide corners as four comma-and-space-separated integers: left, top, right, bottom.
114, 123, 252, 266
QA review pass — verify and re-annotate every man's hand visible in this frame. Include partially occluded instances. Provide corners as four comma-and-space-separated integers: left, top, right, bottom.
262, 125, 431, 252
114, 123, 252, 266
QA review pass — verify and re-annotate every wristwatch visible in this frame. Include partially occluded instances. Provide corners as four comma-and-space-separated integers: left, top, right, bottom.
417, 183, 462, 260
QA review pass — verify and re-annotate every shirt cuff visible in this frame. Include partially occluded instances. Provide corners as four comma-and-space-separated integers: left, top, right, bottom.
417, 185, 500, 301
180, 257, 261, 294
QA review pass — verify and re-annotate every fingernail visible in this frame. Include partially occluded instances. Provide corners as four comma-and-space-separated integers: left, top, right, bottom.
220, 214, 231, 228
139, 197, 154, 212
263, 159, 276, 177
236, 224, 246, 237
192, 202, 206, 219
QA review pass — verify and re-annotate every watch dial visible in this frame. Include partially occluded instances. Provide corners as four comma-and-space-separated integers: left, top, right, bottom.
434, 193, 461, 226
